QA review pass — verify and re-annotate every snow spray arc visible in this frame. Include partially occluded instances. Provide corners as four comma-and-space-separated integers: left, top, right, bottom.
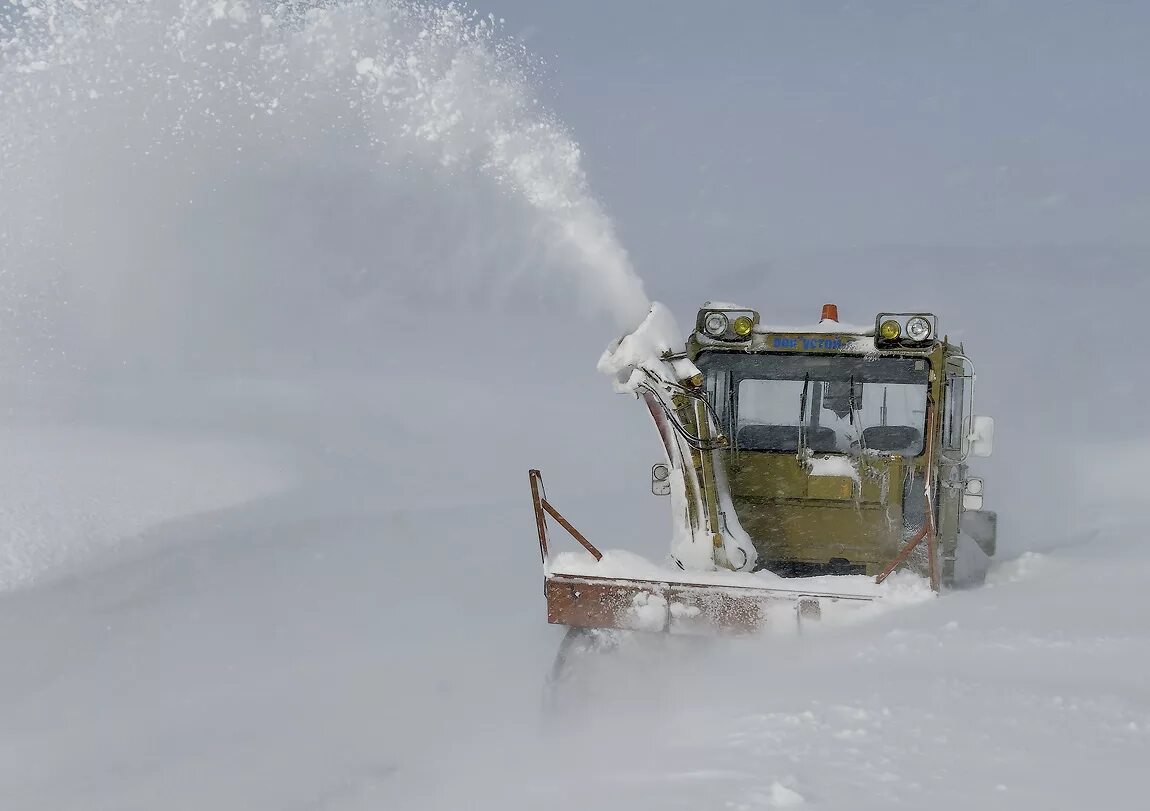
0, 0, 652, 374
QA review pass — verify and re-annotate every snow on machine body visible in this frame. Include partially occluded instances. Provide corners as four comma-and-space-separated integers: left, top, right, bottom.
532, 303, 996, 636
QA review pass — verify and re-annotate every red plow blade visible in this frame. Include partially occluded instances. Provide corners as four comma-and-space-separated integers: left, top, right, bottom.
545, 572, 874, 634
531, 470, 876, 635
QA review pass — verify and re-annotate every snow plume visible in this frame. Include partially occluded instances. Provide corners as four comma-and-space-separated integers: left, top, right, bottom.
0, 0, 651, 377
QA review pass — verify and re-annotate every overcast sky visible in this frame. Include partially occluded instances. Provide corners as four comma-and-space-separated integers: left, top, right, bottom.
476, 1, 1149, 295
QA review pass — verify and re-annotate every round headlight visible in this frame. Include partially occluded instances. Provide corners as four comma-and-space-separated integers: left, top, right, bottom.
704, 312, 729, 337
652, 463, 671, 482
965, 478, 984, 496
731, 315, 753, 337
879, 319, 901, 340
905, 316, 932, 342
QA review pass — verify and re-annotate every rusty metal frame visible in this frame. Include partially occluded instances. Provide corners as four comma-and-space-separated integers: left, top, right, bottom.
545, 571, 872, 634
875, 398, 940, 590
529, 469, 603, 564
531, 468, 878, 634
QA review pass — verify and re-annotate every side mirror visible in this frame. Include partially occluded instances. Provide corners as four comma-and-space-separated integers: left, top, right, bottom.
651, 463, 672, 496
962, 477, 984, 511
965, 415, 995, 458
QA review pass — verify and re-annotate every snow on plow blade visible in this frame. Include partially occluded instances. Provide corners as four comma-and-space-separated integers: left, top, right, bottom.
530, 470, 876, 635
545, 572, 874, 634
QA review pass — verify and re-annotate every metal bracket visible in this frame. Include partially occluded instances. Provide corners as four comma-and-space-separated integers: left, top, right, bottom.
530, 470, 603, 565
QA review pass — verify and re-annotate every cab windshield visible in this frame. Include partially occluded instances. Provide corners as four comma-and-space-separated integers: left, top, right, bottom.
700, 352, 930, 456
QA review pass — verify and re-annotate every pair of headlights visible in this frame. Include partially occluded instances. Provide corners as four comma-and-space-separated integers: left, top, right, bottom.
876, 313, 936, 345
701, 310, 756, 340
697, 308, 937, 345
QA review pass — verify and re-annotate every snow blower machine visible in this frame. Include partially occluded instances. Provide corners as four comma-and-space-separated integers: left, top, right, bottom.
531, 302, 997, 643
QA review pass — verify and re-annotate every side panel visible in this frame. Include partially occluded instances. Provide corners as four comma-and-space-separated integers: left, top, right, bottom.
938, 350, 980, 587
937, 464, 964, 586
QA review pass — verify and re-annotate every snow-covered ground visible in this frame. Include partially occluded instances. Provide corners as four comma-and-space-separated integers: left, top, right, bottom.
0, 421, 291, 590
0, 372, 1146, 810
0, 374, 647, 809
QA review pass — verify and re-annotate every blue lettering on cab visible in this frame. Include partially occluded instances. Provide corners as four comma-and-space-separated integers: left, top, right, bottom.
772, 336, 843, 351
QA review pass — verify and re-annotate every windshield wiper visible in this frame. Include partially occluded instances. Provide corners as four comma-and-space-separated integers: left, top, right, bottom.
848, 373, 868, 456
797, 373, 810, 460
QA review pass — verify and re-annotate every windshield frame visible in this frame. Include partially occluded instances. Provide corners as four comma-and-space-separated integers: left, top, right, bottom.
698, 350, 933, 458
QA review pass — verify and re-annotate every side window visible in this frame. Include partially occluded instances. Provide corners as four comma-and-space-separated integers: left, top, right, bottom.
943, 372, 965, 450
706, 371, 733, 438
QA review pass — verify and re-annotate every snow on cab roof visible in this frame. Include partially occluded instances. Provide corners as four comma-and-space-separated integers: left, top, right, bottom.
754, 321, 875, 335
701, 300, 754, 311
698, 303, 876, 335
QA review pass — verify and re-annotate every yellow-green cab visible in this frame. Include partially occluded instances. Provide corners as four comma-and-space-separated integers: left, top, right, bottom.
654, 302, 996, 589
